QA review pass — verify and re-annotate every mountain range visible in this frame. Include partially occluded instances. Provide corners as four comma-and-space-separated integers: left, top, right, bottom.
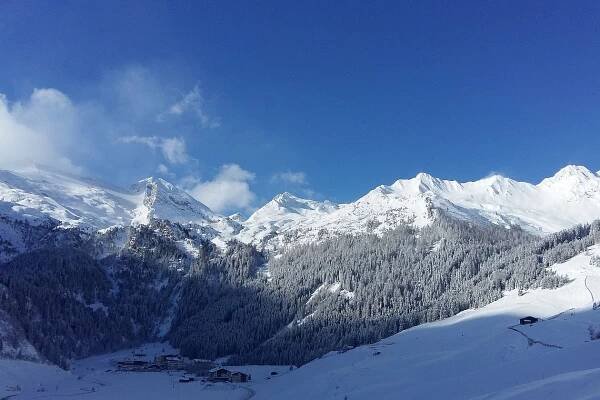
2, 165, 600, 255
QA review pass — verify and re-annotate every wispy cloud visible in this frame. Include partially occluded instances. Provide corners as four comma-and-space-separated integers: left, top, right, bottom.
162, 84, 220, 129
118, 136, 189, 164
185, 164, 256, 213
271, 171, 308, 185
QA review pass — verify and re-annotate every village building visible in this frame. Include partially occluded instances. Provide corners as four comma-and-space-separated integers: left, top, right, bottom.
208, 368, 250, 383
208, 368, 232, 382
231, 371, 251, 383
520, 316, 539, 325
154, 354, 185, 370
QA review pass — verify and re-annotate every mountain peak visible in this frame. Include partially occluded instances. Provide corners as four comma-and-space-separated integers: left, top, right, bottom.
228, 212, 245, 223
131, 176, 215, 226
136, 176, 176, 190
476, 174, 518, 188
273, 191, 301, 203
269, 192, 328, 211
538, 165, 598, 188
553, 165, 595, 180
414, 172, 435, 180
391, 172, 453, 194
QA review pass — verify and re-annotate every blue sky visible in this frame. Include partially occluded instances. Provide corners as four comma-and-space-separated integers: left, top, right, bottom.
1, 1, 600, 213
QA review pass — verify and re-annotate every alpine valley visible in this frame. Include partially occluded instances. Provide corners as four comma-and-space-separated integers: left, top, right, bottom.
2, 164, 600, 399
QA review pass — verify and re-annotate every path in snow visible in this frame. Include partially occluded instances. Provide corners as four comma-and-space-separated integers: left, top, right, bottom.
507, 325, 563, 349
583, 275, 596, 305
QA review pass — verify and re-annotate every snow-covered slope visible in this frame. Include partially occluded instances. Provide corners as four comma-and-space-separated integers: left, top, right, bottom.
0, 343, 288, 400
0, 167, 139, 229
0, 167, 240, 244
252, 244, 600, 400
241, 165, 600, 250
236, 192, 340, 248
0, 308, 40, 362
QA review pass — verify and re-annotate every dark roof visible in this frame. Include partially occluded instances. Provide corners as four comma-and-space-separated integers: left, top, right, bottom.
209, 367, 231, 373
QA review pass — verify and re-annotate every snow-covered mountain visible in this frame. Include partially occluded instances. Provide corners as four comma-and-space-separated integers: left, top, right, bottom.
1, 165, 600, 253
0, 166, 240, 237
241, 165, 600, 250
0, 167, 139, 229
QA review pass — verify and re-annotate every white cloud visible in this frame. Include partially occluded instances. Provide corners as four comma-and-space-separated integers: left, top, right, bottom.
187, 164, 256, 213
0, 89, 82, 172
271, 171, 308, 185
161, 137, 189, 164
163, 85, 220, 128
157, 164, 170, 175
119, 135, 189, 164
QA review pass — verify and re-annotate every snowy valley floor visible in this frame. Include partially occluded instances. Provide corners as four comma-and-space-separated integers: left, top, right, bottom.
0, 345, 291, 400
4, 245, 600, 400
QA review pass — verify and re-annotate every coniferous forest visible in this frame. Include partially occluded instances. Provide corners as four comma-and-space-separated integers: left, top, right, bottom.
1, 215, 598, 367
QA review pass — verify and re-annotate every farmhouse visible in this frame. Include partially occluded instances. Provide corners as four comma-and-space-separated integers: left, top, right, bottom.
519, 316, 539, 325
208, 368, 232, 382
208, 368, 251, 383
231, 371, 251, 383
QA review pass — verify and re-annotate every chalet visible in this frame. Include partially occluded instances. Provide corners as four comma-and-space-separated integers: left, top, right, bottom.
520, 316, 539, 325
231, 371, 251, 383
208, 368, 251, 383
208, 368, 231, 382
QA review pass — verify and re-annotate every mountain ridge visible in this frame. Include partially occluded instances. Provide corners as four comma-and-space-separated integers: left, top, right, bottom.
241, 164, 600, 250
1, 165, 600, 253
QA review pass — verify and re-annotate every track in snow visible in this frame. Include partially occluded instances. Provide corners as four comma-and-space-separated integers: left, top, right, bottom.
507, 326, 563, 349
584, 276, 596, 305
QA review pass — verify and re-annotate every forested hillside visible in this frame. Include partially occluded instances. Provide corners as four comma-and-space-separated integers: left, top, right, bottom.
0, 215, 599, 368
231, 217, 596, 365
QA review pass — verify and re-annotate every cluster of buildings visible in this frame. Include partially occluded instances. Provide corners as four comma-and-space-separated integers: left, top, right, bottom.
117, 354, 213, 375
116, 353, 251, 383
208, 368, 251, 383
